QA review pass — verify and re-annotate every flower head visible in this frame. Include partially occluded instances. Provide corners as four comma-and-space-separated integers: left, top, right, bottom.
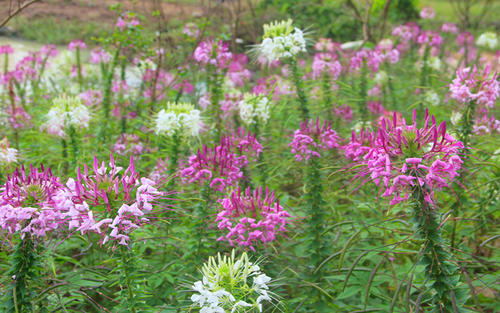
155, 102, 202, 137
193, 39, 233, 69
41, 94, 90, 137
66, 155, 161, 246
238, 93, 270, 126
68, 40, 87, 51
289, 119, 341, 162
449, 66, 499, 108
216, 186, 291, 250
476, 32, 498, 50
190, 251, 274, 313
258, 19, 306, 62
420, 7, 435, 19
0, 138, 18, 169
343, 110, 464, 205
0, 165, 69, 237
181, 129, 262, 192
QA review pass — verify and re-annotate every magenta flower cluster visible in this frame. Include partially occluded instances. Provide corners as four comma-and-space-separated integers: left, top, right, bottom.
215, 186, 291, 251
343, 110, 464, 205
64, 155, 161, 246
181, 128, 262, 191
193, 38, 233, 69
289, 119, 341, 162
0, 165, 68, 238
449, 66, 499, 108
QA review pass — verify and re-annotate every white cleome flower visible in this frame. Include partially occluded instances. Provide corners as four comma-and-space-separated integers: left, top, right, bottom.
374, 71, 388, 85
427, 57, 442, 71
155, 102, 202, 137
239, 93, 270, 125
476, 32, 498, 49
42, 94, 90, 137
451, 111, 463, 126
258, 19, 306, 62
155, 109, 179, 136
189, 250, 274, 313
0, 138, 18, 166
424, 90, 440, 106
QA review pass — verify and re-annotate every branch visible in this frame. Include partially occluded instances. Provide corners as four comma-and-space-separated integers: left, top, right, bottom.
0, 0, 41, 29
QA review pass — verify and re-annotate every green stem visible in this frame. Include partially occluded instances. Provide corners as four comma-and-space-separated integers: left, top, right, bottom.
209, 67, 223, 141
100, 50, 120, 143
359, 61, 368, 122
119, 245, 137, 313
412, 187, 461, 311
76, 47, 83, 91
451, 99, 477, 248
290, 58, 309, 120
4, 237, 40, 313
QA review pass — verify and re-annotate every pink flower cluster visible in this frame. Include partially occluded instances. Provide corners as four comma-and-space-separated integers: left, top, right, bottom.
0, 165, 68, 238
142, 68, 174, 101
289, 119, 341, 162
226, 54, 252, 87
449, 66, 499, 108
350, 49, 385, 72
0, 45, 14, 55
417, 31, 443, 48
314, 38, 341, 53
113, 134, 147, 156
311, 52, 342, 80
65, 155, 161, 246
441, 23, 458, 34
420, 7, 435, 19
68, 40, 87, 51
180, 128, 262, 191
343, 110, 464, 205
215, 186, 291, 251
193, 39, 233, 69
79, 89, 103, 106
90, 47, 111, 64
115, 13, 140, 31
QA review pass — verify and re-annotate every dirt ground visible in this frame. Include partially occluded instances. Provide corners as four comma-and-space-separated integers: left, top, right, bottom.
0, 0, 204, 26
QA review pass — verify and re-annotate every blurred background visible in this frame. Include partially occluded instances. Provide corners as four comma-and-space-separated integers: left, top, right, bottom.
1, 0, 500, 49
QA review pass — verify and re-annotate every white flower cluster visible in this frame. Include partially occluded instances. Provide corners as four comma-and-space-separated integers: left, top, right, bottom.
190, 251, 273, 313
42, 95, 90, 137
259, 19, 306, 62
238, 93, 270, 126
154, 102, 201, 137
0, 138, 18, 167
476, 32, 498, 49
424, 90, 440, 106
374, 71, 388, 85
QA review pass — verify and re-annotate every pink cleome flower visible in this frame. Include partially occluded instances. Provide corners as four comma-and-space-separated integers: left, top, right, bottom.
180, 128, 262, 192
342, 110, 464, 206
449, 66, 499, 108
289, 119, 341, 163
0, 165, 69, 238
193, 38, 233, 69
68, 40, 87, 51
64, 155, 161, 246
215, 186, 291, 251
311, 52, 342, 80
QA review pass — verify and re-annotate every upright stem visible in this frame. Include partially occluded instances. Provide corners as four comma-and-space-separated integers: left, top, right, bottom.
196, 184, 211, 258
290, 58, 309, 120
209, 67, 223, 141
76, 47, 83, 91
100, 50, 120, 143
119, 245, 138, 313
359, 60, 368, 122
68, 126, 78, 167
321, 73, 333, 120
411, 187, 460, 311
3, 53, 8, 74
5, 237, 40, 313
451, 99, 477, 248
